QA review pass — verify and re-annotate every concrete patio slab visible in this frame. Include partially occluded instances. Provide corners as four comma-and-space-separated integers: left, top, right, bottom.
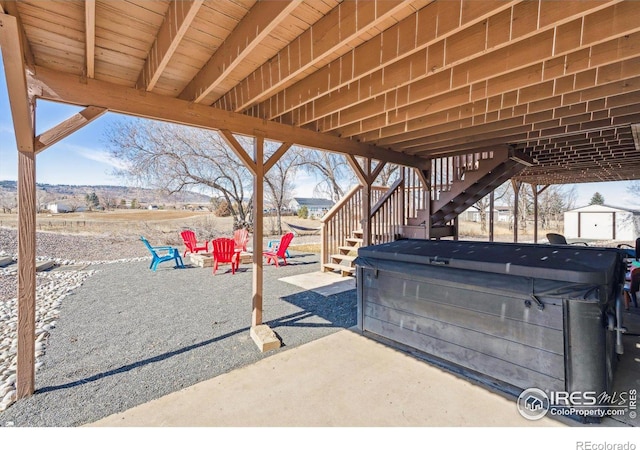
279, 271, 355, 297
89, 329, 562, 427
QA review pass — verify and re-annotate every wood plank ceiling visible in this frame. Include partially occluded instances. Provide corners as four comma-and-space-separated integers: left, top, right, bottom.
3, 0, 640, 185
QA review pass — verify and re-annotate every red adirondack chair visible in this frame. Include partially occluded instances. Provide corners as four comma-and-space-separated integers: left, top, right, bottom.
212, 238, 240, 275
180, 230, 209, 257
233, 228, 249, 252
263, 232, 294, 268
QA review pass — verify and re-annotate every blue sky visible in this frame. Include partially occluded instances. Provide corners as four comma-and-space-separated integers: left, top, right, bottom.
0, 59, 637, 206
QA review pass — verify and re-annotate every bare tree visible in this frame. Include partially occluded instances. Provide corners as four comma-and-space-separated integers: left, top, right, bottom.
64, 195, 84, 212
537, 184, 577, 230
0, 190, 17, 213
264, 144, 303, 234
374, 163, 400, 187
36, 188, 54, 213
105, 119, 254, 227
301, 151, 356, 202
99, 191, 117, 211
502, 182, 577, 233
470, 182, 509, 233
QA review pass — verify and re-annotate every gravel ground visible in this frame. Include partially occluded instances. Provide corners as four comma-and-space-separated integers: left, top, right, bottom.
0, 227, 321, 302
0, 227, 353, 426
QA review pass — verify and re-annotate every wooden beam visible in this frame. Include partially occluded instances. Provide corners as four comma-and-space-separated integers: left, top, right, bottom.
369, 161, 387, 185
30, 66, 428, 169
264, 142, 292, 174
85, 0, 96, 78
215, 0, 412, 112
35, 106, 107, 153
346, 155, 368, 186
136, 0, 203, 91
631, 123, 640, 151
1, 1, 36, 70
0, 14, 34, 153
252, 137, 264, 327
179, 0, 300, 104
218, 129, 257, 175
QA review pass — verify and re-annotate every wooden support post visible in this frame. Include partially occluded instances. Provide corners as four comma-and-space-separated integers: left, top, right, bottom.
17, 150, 36, 399
489, 190, 495, 242
512, 180, 520, 243
453, 216, 459, 241
533, 184, 539, 244
1, 13, 37, 399
534, 185, 550, 244
362, 182, 371, 246
248, 136, 279, 352
252, 136, 264, 327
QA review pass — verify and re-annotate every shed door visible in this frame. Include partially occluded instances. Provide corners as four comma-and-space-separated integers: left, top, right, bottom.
579, 212, 614, 239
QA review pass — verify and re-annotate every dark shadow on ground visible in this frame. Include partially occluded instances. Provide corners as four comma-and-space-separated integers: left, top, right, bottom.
273, 288, 357, 333
37, 326, 251, 394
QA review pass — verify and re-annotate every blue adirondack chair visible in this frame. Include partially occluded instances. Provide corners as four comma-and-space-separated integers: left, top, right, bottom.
140, 236, 184, 271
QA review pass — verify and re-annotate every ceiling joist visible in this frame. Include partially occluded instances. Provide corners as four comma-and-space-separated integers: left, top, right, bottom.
136, 0, 204, 92
213, 0, 416, 112
84, 0, 95, 78
179, 0, 301, 104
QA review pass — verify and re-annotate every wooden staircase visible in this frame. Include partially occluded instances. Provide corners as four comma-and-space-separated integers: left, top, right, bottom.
319, 147, 533, 271
322, 229, 363, 276
431, 157, 526, 226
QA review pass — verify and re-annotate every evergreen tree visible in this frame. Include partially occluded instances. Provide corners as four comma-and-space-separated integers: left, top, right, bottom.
85, 192, 99, 210
589, 192, 605, 205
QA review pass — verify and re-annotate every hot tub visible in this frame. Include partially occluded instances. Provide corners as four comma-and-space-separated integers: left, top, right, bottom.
355, 239, 626, 398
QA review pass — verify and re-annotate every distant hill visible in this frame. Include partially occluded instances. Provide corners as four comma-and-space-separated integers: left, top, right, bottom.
0, 180, 212, 208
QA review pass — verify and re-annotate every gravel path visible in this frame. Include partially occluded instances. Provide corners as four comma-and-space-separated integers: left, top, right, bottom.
0, 227, 352, 426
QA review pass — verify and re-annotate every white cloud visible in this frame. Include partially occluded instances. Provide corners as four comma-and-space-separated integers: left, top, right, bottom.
70, 145, 130, 171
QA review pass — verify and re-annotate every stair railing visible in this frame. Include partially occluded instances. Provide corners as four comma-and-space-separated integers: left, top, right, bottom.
320, 184, 389, 267
370, 177, 404, 245
431, 151, 494, 201
320, 185, 363, 268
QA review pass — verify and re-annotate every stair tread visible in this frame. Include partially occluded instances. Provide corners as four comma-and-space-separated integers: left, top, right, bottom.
338, 245, 359, 252
330, 254, 357, 262
323, 263, 355, 275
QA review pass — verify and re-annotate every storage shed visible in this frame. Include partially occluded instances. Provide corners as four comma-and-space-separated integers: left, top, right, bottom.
564, 204, 640, 241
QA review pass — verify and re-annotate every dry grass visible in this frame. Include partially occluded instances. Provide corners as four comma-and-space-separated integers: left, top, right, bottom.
458, 219, 564, 242
0, 211, 324, 246
288, 243, 321, 254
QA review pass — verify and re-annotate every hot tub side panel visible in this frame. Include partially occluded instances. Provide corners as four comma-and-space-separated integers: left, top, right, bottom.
358, 264, 566, 393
